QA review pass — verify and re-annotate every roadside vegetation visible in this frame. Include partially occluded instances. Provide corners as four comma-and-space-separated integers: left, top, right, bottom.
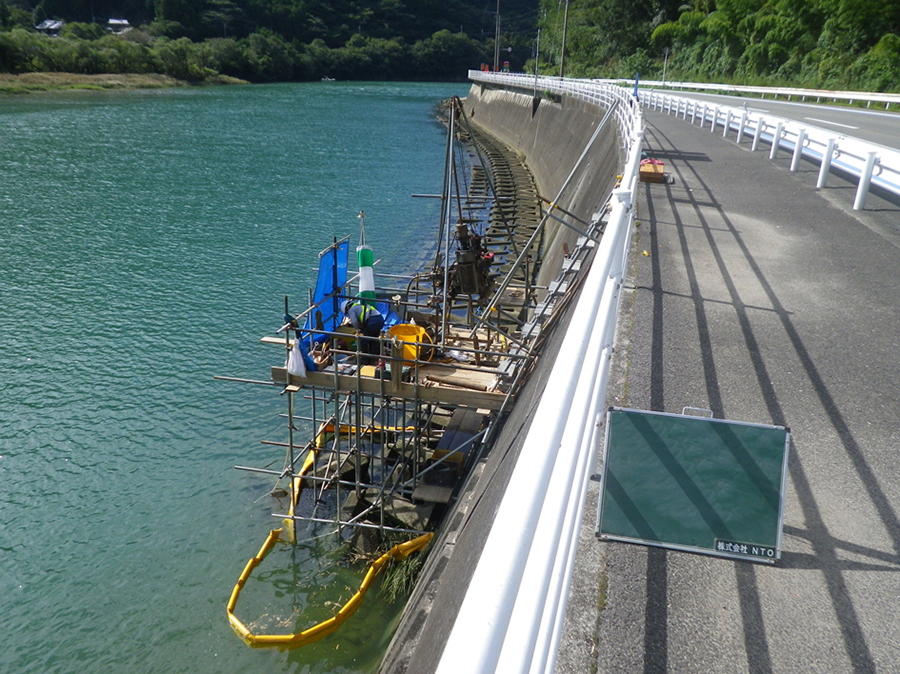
535, 0, 900, 93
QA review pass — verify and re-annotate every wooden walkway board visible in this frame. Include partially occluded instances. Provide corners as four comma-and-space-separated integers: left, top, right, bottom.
418, 365, 498, 392
271, 367, 508, 411
434, 408, 484, 475
412, 483, 454, 504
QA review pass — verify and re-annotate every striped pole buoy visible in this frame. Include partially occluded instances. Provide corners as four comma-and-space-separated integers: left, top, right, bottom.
357, 211, 376, 305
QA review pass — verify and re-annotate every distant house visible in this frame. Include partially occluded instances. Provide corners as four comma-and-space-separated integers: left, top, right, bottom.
35, 19, 64, 36
107, 18, 131, 34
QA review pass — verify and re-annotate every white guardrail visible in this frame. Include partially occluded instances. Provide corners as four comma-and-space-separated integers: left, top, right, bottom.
639, 87, 900, 210
432, 72, 643, 674
618, 78, 900, 109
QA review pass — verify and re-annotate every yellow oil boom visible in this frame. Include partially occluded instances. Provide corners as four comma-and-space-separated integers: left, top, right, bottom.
227, 530, 434, 650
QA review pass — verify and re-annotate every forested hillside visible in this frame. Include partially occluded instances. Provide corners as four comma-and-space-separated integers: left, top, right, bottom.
0, 0, 538, 82
536, 0, 900, 92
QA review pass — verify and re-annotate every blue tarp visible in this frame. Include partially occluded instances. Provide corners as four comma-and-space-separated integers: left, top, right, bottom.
300, 239, 402, 349
304, 239, 350, 337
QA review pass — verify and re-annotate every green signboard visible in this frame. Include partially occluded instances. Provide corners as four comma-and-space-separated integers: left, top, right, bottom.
596, 408, 790, 563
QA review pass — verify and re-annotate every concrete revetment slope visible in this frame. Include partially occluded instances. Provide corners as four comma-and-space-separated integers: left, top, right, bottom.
464, 83, 623, 288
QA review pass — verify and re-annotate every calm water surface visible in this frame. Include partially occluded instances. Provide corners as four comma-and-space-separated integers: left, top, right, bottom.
0, 81, 468, 674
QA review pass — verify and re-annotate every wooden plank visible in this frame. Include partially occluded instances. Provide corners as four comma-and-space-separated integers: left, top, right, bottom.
418, 365, 498, 392
435, 409, 483, 450
498, 286, 527, 307
271, 367, 507, 411
412, 483, 454, 504
434, 408, 484, 475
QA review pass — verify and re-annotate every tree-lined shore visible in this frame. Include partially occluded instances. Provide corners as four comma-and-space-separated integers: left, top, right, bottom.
0, 0, 537, 85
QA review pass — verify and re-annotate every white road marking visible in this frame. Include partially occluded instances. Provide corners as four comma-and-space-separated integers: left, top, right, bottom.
804, 117, 859, 130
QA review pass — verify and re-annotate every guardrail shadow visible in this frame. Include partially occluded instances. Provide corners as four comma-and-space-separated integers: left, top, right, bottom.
632, 117, 900, 674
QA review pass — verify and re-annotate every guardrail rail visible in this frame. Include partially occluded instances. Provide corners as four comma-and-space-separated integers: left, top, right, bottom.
607, 78, 900, 109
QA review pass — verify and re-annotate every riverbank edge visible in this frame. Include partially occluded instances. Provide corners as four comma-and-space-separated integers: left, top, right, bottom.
0, 72, 249, 94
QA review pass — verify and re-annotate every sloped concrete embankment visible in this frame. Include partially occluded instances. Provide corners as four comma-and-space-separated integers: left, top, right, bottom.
379, 84, 621, 674
464, 82, 622, 285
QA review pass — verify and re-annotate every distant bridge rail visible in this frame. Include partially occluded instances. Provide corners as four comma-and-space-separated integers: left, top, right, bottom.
607, 78, 900, 109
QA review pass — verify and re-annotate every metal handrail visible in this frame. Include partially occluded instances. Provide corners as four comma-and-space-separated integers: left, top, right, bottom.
435, 72, 643, 674
468, 70, 642, 149
602, 78, 900, 108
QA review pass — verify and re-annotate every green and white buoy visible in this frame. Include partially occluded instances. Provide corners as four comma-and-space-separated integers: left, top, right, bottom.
357, 210, 376, 305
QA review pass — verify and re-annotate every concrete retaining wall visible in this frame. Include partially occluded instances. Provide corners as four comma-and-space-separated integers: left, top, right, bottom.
465, 83, 622, 286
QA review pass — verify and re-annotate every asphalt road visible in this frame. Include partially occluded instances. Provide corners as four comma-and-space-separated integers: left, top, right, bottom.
556, 107, 900, 673
651, 90, 900, 150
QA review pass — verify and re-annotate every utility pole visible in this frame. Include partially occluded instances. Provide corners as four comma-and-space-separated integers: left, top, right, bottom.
493, 0, 501, 71
662, 47, 670, 85
559, 0, 570, 79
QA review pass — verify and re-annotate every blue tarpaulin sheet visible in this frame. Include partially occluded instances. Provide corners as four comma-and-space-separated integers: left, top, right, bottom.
301, 239, 401, 341
304, 239, 350, 337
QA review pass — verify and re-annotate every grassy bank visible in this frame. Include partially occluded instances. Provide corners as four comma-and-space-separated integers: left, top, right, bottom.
0, 72, 250, 94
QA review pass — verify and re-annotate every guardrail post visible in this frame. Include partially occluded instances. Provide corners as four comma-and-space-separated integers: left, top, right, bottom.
769, 121, 784, 159
710, 107, 718, 133
690, 102, 697, 124
751, 118, 766, 151
816, 139, 836, 188
699, 104, 707, 128
853, 151, 880, 210
790, 129, 807, 171
736, 110, 748, 144
723, 110, 733, 138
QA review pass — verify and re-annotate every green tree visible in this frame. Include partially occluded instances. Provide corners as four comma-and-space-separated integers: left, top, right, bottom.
411, 29, 488, 80
155, 0, 202, 37
194, 36, 248, 76
848, 33, 900, 91
60, 22, 109, 40
242, 29, 298, 80
0, 0, 10, 29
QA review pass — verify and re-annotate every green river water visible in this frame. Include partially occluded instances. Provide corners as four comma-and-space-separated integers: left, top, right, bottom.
0, 81, 469, 674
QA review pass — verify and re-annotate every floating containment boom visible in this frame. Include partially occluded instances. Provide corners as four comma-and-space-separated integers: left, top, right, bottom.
227, 530, 434, 650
